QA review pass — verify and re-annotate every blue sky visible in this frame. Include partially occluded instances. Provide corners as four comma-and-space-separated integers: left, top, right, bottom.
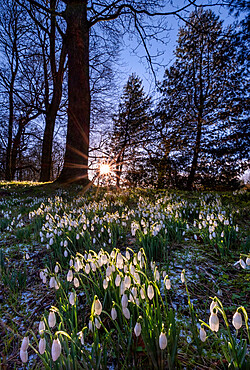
119, 1, 242, 95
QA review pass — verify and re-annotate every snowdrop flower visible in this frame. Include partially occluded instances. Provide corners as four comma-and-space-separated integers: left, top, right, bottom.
125, 250, 130, 260
94, 297, 102, 316
106, 265, 112, 277
115, 274, 121, 287
232, 310, 242, 330
246, 257, 250, 266
73, 277, 79, 288
122, 307, 130, 319
147, 285, 154, 300
159, 332, 167, 350
209, 312, 219, 332
111, 307, 117, 320
88, 320, 93, 332
21, 336, 29, 351
121, 294, 128, 308
39, 320, 45, 334
95, 316, 101, 329
240, 259, 246, 269
85, 263, 90, 274
64, 250, 68, 257
69, 291, 76, 305
200, 326, 206, 342
116, 253, 123, 269
124, 275, 131, 289
67, 269, 73, 282
48, 311, 56, 328
39, 337, 46, 354
134, 322, 141, 337
120, 280, 125, 295
165, 278, 171, 290
103, 278, 108, 290
20, 349, 28, 363
49, 276, 56, 288
210, 300, 218, 314
140, 286, 146, 299
51, 337, 61, 361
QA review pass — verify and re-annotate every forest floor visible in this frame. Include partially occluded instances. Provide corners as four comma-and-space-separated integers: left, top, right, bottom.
0, 181, 249, 369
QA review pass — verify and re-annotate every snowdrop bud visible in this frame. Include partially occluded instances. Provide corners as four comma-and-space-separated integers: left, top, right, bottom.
115, 274, 121, 287
67, 269, 73, 282
246, 257, 250, 266
200, 327, 206, 342
48, 311, 56, 328
39, 320, 45, 334
64, 250, 68, 257
94, 297, 102, 316
20, 349, 28, 363
181, 270, 185, 283
73, 277, 79, 288
51, 338, 61, 361
39, 337, 46, 354
111, 307, 117, 320
232, 310, 242, 330
121, 294, 128, 308
69, 291, 76, 305
21, 336, 29, 351
159, 332, 167, 350
76, 234, 80, 240
103, 278, 108, 290
209, 312, 219, 332
147, 285, 154, 300
122, 307, 130, 319
134, 322, 141, 337
165, 278, 171, 290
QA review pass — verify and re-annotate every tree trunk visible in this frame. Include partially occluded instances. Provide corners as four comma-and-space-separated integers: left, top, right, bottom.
40, 0, 66, 182
187, 115, 202, 190
56, 0, 90, 184
5, 87, 14, 180
10, 119, 25, 180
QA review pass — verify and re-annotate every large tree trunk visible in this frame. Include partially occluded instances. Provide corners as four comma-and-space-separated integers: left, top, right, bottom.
40, 0, 66, 182
56, 0, 90, 184
186, 115, 202, 190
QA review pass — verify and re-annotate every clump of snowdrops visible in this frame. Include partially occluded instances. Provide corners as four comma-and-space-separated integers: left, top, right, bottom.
20, 247, 249, 369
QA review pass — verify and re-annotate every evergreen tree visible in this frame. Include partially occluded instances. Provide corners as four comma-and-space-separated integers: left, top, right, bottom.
111, 74, 152, 187
158, 9, 249, 189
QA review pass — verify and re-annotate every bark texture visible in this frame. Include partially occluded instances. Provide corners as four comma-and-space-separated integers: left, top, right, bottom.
56, 0, 90, 184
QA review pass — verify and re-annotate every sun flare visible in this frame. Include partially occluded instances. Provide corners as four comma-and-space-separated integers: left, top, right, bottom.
99, 163, 111, 175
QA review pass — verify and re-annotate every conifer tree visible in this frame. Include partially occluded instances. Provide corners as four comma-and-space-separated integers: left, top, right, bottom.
111, 74, 152, 187
158, 9, 249, 189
